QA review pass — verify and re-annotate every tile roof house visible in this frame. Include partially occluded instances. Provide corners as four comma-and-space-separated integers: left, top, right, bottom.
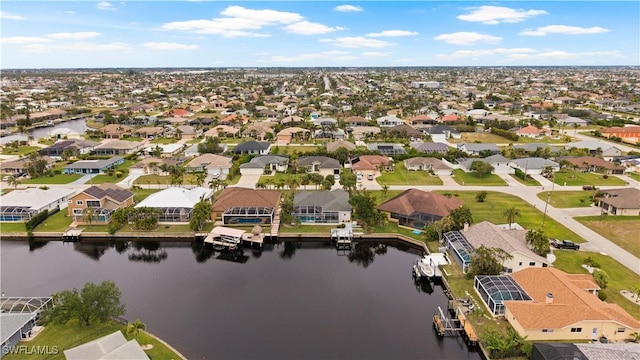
597, 188, 640, 216
100, 124, 133, 139
211, 187, 281, 225
67, 184, 134, 224
377, 189, 462, 229
0, 157, 55, 174
404, 157, 453, 175
0, 187, 77, 221
350, 155, 392, 174
93, 140, 145, 156
561, 156, 625, 175
503, 267, 640, 341
128, 157, 182, 176
186, 154, 233, 178
344, 116, 369, 127
326, 139, 356, 152
293, 189, 352, 224
515, 125, 551, 138
376, 115, 405, 127
239, 155, 289, 175
600, 125, 640, 144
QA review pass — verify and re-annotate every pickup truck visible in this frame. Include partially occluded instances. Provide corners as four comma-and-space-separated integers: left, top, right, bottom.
551, 239, 580, 250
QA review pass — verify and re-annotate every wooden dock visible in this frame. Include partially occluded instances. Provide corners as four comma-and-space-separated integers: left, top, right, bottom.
432, 306, 478, 346
457, 308, 478, 345
62, 228, 84, 241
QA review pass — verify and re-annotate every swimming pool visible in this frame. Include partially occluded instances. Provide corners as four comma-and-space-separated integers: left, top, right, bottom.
229, 217, 265, 224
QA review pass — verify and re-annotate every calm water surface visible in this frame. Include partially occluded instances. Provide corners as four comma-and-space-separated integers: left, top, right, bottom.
1, 118, 89, 144
0, 240, 480, 360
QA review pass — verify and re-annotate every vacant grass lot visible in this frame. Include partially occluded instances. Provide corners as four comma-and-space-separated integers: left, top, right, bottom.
509, 174, 541, 186
552, 250, 640, 319
0, 145, 41, 156
575, 216, 640, 258
22, 174, 83, 184
1, 319, 181, 360
448, 132, 513, 144
537, 190, 596, 208
451, 169, 506, 186
552, 171, 626, 186
133, 173, 202, 186
33, 210, 73, 232
0, 222, 27, 232
434, 190, 584, 243
376, 162, 443, 185
132, 188, 160, 203
272, 145, 323, 155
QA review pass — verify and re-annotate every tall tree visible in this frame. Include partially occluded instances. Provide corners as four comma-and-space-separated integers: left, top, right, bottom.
46, 280, 125, 326
525, 229, 550, 256
470, 161, 494, 177
449, 206, 473, 230
502, 207, 521, 229
189, 200, 212, 231
468, 245, 513, 277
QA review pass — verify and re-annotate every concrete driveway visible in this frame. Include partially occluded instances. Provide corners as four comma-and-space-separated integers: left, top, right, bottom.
235, 174, 261, 188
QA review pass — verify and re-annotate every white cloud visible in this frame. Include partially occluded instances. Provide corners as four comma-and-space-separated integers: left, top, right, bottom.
22, 44, 50, 53
434, 32, 502, 46
0, 12, 25, 20
66, 11, 75, 15
143, 42, 199, 50
520, 25, 609, 36
362, 51, 390, 57
457, 6, 547, 25
57, 42, 130, 51
366, 30, 418, 37
1, 36, 51, 44
436, 48, 625, 62
284, 21, 346, 35
97, 2, 115, 11
320, 36, 392, 48
162, 5, 302, 37
437, 48, 537, 59
334, 5, 363, 13
268, 51, 357, 63
47, 32, 101, 40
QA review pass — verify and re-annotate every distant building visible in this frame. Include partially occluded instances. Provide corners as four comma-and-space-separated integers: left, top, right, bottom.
410, 81, 443, 89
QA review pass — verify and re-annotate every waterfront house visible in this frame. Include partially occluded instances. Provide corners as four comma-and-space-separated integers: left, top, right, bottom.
0, 157, 55, 175
63, 156, 125, 175
67, 184, 134, 224
211, 187, 280, 225
0, 187, 76, 221
64, 331, 149, 360
100, 124, 134, 139
377, 189, 462, 229
135, 187, 213, 223
597, 188, 640, 216
293, 189, 351, 224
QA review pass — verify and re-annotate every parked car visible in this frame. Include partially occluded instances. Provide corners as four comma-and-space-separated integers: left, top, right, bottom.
367, 174, 374, 181
552, 240, 580, 250
582, 185, 595, 190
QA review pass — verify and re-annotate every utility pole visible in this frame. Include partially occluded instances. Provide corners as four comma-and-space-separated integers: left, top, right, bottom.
541, 180, 555, 226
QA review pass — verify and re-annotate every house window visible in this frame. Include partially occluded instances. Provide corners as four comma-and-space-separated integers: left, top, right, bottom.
529, 262, 535, 266
86, 200, 100, 208
73, 209, 83, 215
618, 328, 626, 333
518, 262, 522, 266
570, 328, 582, 333
542, 329, 553, 333
76, 200, 84, 205
68, 200, 72, 203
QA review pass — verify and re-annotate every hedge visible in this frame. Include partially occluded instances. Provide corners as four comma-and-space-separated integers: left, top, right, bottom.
490, 128, 519, 142
24, 207, 59, 231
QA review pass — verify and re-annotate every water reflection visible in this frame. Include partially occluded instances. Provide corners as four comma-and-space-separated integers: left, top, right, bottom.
128, 242, 168, 263
73, 241, 110, 260
347, 242, 389, 268
28, 239, 48, 251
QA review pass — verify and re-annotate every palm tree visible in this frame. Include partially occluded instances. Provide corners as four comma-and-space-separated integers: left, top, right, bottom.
502, 207, 521, 229
7, 176, 21, 189
125, 319, 146, 340
83, 207, 95, 227
381, 184, 389, 198
195, 172, 206, 187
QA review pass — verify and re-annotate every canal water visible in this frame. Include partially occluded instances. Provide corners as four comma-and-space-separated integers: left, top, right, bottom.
0, 240, 480, 359
0, 118, 89, 144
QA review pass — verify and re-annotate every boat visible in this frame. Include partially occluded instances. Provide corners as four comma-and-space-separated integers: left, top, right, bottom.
413, 257, 435, 279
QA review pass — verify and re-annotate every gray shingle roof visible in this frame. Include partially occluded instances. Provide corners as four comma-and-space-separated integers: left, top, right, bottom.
294, 189, 351, 211
64, 156, 124, 170
297, 156, 341, 169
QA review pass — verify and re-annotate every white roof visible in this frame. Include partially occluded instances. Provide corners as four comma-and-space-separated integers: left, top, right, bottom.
64, 331, 149, 360
0, 187, 76, 210
144, 143, 183, 153
1, 313, 36, 345
211, 226, 246, 238
135, 187, 212, 209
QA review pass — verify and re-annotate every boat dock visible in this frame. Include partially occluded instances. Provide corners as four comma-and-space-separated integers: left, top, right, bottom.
203, 226, 264, 250
62, 228, 84, 241
331, 223, 354, 250
432, 306, 478, 346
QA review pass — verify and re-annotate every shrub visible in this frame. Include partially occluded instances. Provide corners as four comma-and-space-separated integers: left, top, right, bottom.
584, 256, 600, 268
598, 291, 608, 301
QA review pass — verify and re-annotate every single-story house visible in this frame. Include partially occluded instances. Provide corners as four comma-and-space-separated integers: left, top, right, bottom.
404, 157, 453, 175
0, 156, 55, 174
174, 125, 200, 139
510, 158, 560, 175
276, 127, 310, 145
560, 156, 625, 175
232, 141, 271, 155
293, 189, 352, 224
512, 143, 563, 155
407, 114, 436, 127
457, 154, 513, 174
100, 124, 134, 139
134, 126, 164, 139
384, 124, 424, 139
600, 126, 640, 144
344, 116, 369, 127
143, 143, 184, 157
129, 157, 182, 176
556, 115, 588, 127
502, 267, 640, 341
186, 154, 233, 179
326, 139, 356, 152
297, 156, 341, 176
457, 143, 499, 156
204, 125, 240, 138
38, 139, 98, 158
312, 117, 338, 127
376, 115, 405, 127
67, 184, 134, 224
64, 331, 149, 360
211, 187, 281, 225
63, 156, 125, 175
566, 141, 623, 161
377, 189, 462, 229
1, 297, 52, 352
351, 126, 381, 141
410, 141, 449, 154
93, 140, 145, 156
350, 155, 392, 175
0, 187, 76, 221
239, 155, 289, 175
597, 188, 640, 216
428, 125, 461, 143
366, 143, 407, 155
515, 125, 551, 138
135, 187, 213, 223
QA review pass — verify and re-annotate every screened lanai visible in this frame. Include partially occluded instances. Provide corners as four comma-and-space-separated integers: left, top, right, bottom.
444, 231, 474, 273
293, 205, 339, 224
222, 206, 274, 225
73, 208, 115, 224
0, 206, 36, 222
474, 275, 532, 316
158, 207, 191, 223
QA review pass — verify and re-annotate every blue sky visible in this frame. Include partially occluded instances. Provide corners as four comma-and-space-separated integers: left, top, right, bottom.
1, 1, 638, 68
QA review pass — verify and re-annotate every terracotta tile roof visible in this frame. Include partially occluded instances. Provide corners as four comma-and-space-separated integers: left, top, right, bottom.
441, 114, 459, 122
600, 126, 640, 134
351, 155, 390, 171
504, 268, 639, 329
211, 187, 280, 212
376, 189, 462, 217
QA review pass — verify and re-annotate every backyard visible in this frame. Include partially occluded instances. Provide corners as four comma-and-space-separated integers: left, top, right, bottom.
451, 169, 506, 186
33, 210, 73, 232
376, 162, 443, 185
551, 171, 626, 186
271, 145, 323, 155
575, 216, 640, 258
537, 190, 597, 208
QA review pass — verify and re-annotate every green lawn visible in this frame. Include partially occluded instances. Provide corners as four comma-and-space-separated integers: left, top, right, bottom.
537, 190, 596, 208
272, 145, 322, 155
552, 250, 640, 319
575, 216, 640, 258
1, 319, 182, 360
515, 136, 568, 144
0, 222, 27, 232
0, 145, 41, 156
33, 210, 73, 232
186, 138, 202, 144
118, 223, 214, 233
451, 169, 506, 186
509, 174, 541, 186
434, 191, 585, 243
627, 172, 640, 182
132, 188, 160, 203
150, 137, 178, 144
22, 174, 83, 184
448, 132, 513, 144
552, 171, 626, 186
376, 162, 443, 185
133, 173, 202, 186
121, 136, 143, 142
